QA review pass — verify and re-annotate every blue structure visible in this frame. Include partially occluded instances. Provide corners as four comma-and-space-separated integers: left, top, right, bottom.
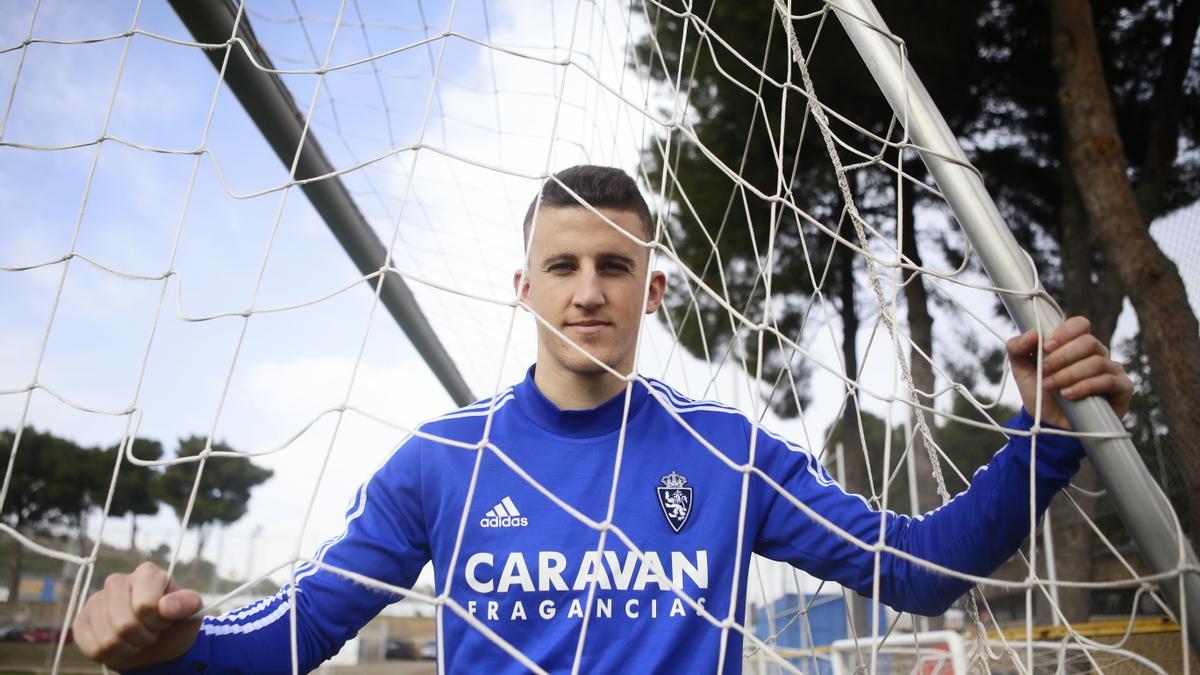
751, 593, 887, 674
39, 576, 57, 602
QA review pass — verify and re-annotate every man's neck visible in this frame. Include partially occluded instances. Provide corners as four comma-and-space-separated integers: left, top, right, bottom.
533, 361, 631, 410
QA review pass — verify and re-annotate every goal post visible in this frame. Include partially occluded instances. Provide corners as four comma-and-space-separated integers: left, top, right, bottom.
167, 0, 474, 408
829, 0, 1200, 653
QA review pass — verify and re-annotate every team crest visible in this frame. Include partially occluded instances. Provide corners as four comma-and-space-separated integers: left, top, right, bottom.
656, 471, 693, 533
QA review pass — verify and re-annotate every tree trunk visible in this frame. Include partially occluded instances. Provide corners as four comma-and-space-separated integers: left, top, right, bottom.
837, 242, 872, 638
195, 524, 210, 563
76, 509, 89, 558
1133, 0, 1200, 222
1059, 155, 1124, 343
191, 523, 211, 583
1046, 136, 1127, 626
7, 525, 22, 604
1050, 0, 1200, 544
130, 514, 140, 564
838, 246, 867, 501
900, 174, 940, 517
1043, 468, 1099, 624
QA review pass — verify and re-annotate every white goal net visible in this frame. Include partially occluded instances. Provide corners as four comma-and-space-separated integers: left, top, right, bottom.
1, 1, 1194, 673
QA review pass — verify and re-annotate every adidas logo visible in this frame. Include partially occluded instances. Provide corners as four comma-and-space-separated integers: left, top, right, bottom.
479, 496, 528, 528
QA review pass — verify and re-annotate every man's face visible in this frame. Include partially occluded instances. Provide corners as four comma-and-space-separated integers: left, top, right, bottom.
514, 206, 665, 378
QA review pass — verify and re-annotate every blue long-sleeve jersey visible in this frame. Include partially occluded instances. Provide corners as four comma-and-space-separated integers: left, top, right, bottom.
141, 367, 1083, 673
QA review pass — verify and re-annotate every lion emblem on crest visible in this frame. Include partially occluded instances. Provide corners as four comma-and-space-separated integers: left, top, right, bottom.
656, 471, 693, 533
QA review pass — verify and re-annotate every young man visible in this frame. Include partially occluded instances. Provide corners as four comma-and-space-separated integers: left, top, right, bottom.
74, 165, 1133, 673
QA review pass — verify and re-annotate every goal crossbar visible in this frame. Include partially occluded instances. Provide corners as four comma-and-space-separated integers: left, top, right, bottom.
168, 0, 475, 407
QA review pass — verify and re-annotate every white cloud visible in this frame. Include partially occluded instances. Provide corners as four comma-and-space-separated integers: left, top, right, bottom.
227, 353, 452, 563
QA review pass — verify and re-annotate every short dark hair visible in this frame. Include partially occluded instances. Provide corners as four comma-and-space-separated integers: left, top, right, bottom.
522, 165, 653, 247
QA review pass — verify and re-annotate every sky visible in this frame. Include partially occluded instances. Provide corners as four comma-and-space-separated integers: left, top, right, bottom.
1, 0, 1198, 616
1, 0, 768, 594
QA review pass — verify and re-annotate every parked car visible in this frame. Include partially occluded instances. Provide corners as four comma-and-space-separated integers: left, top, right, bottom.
18, 625, 72, 644
384, 636, 418, 660
419, 639, 437, 660
0, 623, 25, 642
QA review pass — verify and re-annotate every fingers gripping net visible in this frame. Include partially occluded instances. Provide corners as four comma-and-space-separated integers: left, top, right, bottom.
0, 1, 1189, 674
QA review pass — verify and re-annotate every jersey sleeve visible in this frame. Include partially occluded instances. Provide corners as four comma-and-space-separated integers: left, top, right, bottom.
751, 409, 1085, 616
132, 435, 432, 674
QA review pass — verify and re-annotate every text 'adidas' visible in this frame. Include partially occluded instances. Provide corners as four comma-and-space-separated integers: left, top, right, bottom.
480, 496, 528, 528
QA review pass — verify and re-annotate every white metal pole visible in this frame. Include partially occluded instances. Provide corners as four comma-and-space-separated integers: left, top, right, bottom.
828, 0, 1200, 653
169, 0, 474, 407
1041, 510, 1062, 627
902, 416, 931, 635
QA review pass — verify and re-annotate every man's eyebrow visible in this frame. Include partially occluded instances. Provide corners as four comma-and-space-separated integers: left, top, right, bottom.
598, 252, 639, 268
537, 251, 640, 268
540, 253, 578, 265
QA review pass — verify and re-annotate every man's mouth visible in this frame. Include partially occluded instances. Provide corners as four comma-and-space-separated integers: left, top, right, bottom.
565, 320, 611, 334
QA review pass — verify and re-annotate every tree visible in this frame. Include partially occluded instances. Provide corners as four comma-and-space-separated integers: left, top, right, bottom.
639, 1, 1011, 632
915, 0, 1200, 627
823, 410, 906, 508
1085, 337, 1189, 538
89, 438, 164, 557
155, 435, 273, 570
1049, 0, 1200, 540
642, 0, 1200, 627
638, 5, 925, 629
1036, 0, 1200, 629
0, 428, 90, 603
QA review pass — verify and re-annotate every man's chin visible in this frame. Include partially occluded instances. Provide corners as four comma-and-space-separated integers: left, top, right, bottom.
559, 350, 625, 377
564, 358, 613, 377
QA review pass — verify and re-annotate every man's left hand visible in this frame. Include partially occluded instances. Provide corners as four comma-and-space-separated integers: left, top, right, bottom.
1006, 315, 1133, 429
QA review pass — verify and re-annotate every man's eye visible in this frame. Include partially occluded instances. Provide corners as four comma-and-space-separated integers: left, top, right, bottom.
548, 263, 573, 273
603, 263, 631, 273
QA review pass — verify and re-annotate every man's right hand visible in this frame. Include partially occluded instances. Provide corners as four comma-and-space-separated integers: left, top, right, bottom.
73, 561, 203, 671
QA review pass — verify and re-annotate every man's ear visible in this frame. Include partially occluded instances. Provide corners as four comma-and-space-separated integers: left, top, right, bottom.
513, 268, 530, 302
644, 270, 667, 315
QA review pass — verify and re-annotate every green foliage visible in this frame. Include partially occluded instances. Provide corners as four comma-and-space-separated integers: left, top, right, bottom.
3, 428, 272, 599
2, 428, 169, 603
90, 437, 164, 519
639, 1, 1003, 415
1, 427, 270, 534
825, 399, 1017, 515
639, 1, 1199, 415
1093, 336, 1190, 539
1120, 336, 1172, 460
0, 532, 276, 597
1, 429, 170, 532
1095, 0, 1200, 218
934, 397, 1020, 494
0, 428, 92, 532
155, 435, 273, 530
824, 410, 908, 508
920, 1, 1199, 303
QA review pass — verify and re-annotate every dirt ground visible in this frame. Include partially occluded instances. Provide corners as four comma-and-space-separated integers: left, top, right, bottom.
0, 643, 99, 674
0, 643, 436, 675
4, 632, 1194, 673
318, 664, 437, 675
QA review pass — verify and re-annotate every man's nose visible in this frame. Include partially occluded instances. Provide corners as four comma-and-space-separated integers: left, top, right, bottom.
572, 266, 604, 308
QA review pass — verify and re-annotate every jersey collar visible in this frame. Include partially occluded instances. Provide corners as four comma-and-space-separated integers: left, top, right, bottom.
514, 365, 650, 438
